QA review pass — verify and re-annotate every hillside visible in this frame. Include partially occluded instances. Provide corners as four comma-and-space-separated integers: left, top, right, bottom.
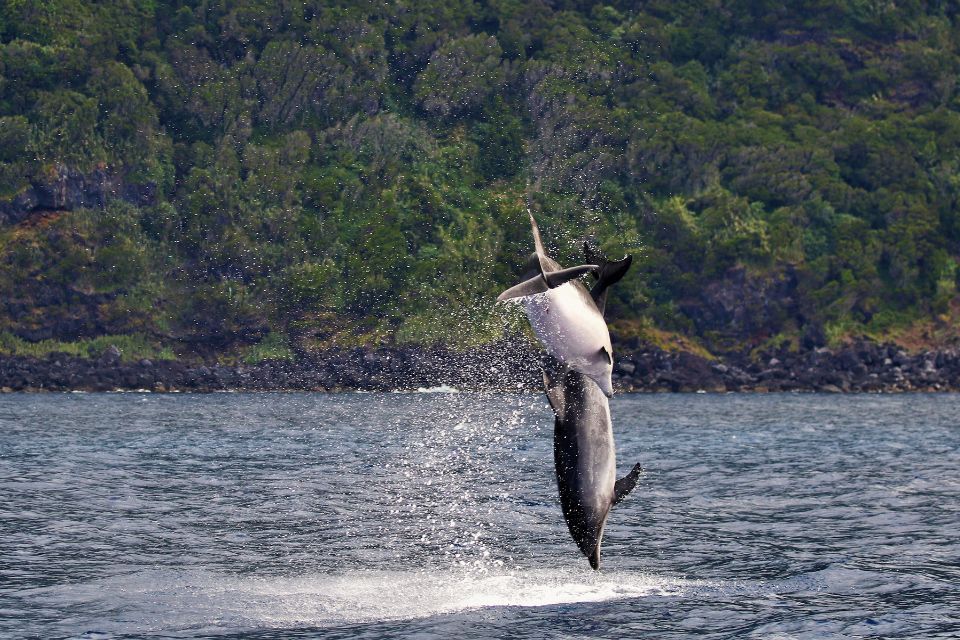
2, 1, 960, 364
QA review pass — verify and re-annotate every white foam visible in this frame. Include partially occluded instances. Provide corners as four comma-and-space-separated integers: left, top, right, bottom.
414, 385, 460, 393
22, 567, 701, 634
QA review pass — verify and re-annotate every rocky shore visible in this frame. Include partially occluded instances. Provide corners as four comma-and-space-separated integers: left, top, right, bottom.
613, 339, 960, 393
3, 339, 960, 393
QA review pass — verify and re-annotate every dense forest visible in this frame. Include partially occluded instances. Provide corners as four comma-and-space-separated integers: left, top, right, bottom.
1, 0, 960, 363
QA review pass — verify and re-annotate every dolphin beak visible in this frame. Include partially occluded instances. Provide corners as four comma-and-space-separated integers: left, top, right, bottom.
595, 376, 614, 398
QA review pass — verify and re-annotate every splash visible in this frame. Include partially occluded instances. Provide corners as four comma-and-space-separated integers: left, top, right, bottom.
414, 385, 461, 393
23, 566, 703, 634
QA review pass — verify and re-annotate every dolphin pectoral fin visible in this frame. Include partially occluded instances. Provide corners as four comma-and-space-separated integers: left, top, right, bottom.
612, 462, 644, 506
541, 355, 566, 415
542, 371, 566, 416
497, 274, 549, 301
543, 264, 599, 289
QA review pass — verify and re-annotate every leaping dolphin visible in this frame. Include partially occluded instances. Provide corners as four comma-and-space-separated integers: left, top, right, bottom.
497, 213, 617, 397
545, 358, 643, 569
544, 244, 641, 570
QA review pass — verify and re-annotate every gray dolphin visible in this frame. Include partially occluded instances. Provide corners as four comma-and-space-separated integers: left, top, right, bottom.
543, 246, 642, 570
497, 213, 616, 397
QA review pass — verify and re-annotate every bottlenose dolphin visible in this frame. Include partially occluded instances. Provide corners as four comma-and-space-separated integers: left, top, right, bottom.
544, 246, 641, 570
497, 213, 616, 397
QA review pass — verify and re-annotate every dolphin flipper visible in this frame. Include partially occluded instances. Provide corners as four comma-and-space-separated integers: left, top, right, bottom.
498, 264, 598, 301
612, 462, 644, 506
541, 355, 567, 415
544, 264, 599, 288
497, 275, 549, 301
542, 371, 566, 416
584, 242, 633, 316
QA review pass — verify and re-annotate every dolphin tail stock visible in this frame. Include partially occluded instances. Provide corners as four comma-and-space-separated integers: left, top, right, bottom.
612, 462, 644, 506
583, 241, 633, 316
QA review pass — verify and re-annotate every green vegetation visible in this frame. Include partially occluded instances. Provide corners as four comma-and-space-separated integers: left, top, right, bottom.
1, 1, 959, 357
240, 331, 293, 364
0, 332, 174, 361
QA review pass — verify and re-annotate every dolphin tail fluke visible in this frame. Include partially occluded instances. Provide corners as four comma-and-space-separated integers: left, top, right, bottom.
584, 241, 633, 316
612, 462, 644, 506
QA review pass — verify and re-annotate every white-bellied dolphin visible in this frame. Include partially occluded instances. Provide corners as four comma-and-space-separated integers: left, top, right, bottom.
497, 213, 616, 397
544, 245, 641, 570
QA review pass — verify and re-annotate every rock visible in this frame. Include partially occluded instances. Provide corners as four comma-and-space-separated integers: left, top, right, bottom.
99, 345, 122, 364
838, 349, 860, 371
680, 265, 799, 346
2, 335, 960, 393
801, 323, 827, 350
0, 165, 156, 227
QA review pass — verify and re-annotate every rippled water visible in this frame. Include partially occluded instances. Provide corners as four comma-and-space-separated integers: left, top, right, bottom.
1, 392, 958, 638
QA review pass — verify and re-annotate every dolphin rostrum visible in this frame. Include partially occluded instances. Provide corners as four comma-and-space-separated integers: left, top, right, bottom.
544, 245, 642, 570
497, 212, 616, 397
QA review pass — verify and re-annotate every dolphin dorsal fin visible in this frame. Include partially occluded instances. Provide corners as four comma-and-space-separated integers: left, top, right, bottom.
529, 210, 555, 276
529, 210, 546, 258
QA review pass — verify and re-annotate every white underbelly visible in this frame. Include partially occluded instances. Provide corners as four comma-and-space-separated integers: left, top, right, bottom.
523, 284, 610, 371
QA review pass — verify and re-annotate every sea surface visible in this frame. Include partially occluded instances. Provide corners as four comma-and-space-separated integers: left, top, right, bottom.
1, 392, 958, 639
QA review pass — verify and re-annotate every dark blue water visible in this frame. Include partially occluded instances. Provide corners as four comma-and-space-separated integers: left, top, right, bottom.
1, 392, 958, 639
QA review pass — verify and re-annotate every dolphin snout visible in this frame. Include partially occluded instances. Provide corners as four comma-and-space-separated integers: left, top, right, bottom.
592, 375, 615, 398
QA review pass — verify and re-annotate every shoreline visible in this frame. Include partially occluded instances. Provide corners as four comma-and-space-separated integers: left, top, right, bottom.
3, 339, 960, 394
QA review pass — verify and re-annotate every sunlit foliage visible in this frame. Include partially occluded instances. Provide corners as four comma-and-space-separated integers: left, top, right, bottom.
1, 0, 959, 354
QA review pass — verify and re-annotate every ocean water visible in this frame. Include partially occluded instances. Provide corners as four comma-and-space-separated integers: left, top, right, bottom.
1, 392, 957, 639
